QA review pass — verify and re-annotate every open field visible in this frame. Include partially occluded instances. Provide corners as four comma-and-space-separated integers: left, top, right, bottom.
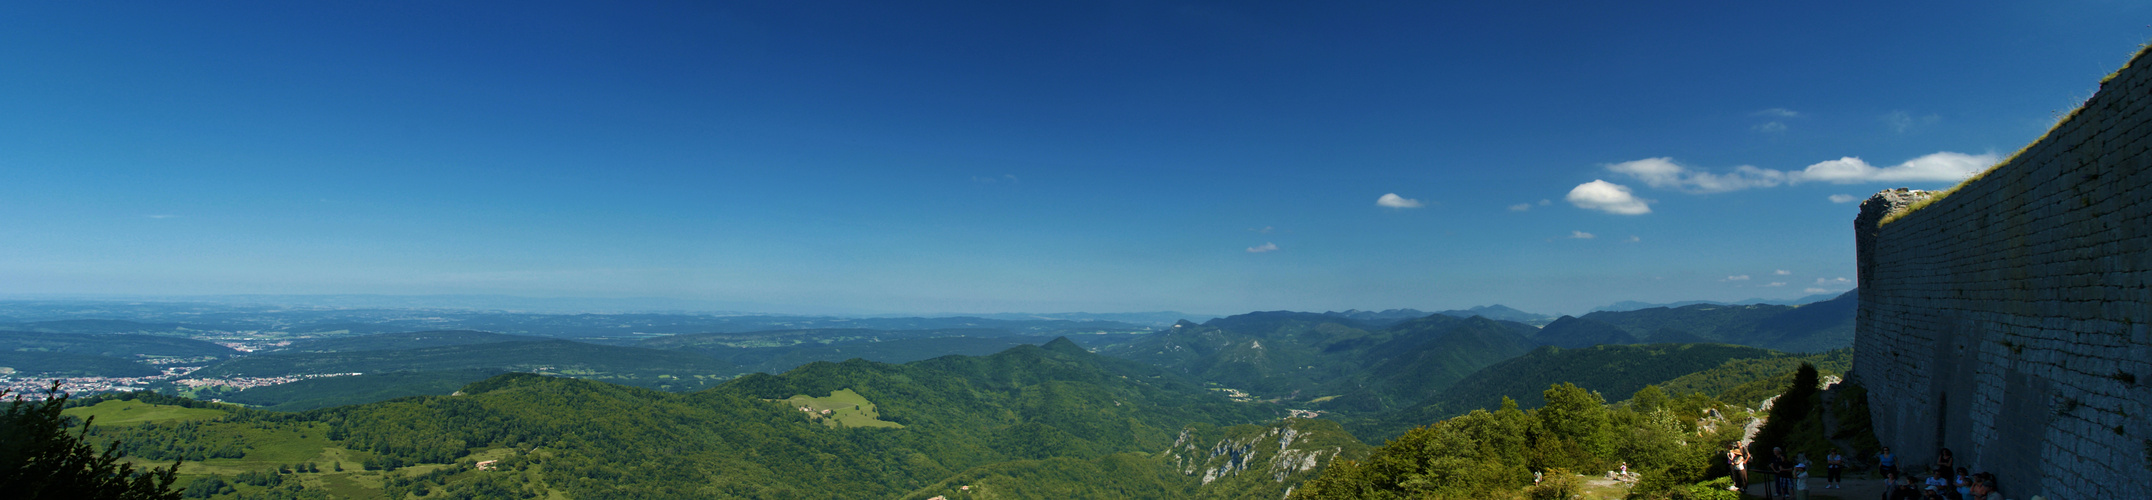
781, 388, 903, 428
62, 399, 225, 426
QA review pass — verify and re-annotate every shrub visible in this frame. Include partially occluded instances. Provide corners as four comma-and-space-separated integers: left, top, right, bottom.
1526, 469, 1583, 500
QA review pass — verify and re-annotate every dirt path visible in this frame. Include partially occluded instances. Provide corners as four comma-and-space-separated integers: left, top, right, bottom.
1816, 378, 1870, 472
1736, 476, 1889, 499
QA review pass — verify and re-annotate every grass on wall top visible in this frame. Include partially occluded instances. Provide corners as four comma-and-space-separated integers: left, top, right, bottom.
1882, 42, 2152, 225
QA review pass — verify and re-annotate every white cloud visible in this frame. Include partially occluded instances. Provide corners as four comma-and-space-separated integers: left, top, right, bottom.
145, 214, 179, 219
1251, 226, 1275, 234
1538, 199, 1551, 206
1774, 270, 1792, 275
1246, 242, 1278, 253
1725, 275, 1751, 281
1755, 108, 1802, 118
1815, 277, 1850, 284
1765, 282, 1787, 287
1376, 193, 1424, 208
1791, 152, 1999, 184
1569, 231, 1595, 239
1829, 194, 1859, 203
1508, 203, 1532, 212
1602, 152, 1999, 194
1566, 180, 1653, 215
1753, 121, 1788, 133
1625, 235, 1640, 243
1605, 158, 1786, 193
1804, 288, 1831, 293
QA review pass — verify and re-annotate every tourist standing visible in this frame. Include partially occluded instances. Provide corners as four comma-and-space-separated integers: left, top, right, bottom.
1728, 444, 1750, 492
1876, 447, 1896, 478
1772, 447, 1794, 499
1825, 450, 1845, 488
1793, 463, 1809, 500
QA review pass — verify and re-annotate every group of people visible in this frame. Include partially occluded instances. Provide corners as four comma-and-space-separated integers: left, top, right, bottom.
1725, 444, 1813, 499
1725, 445, 2003, 499
1875, 447, 2003, 500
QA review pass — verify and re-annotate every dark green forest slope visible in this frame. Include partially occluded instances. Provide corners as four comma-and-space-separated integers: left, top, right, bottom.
0, 350, 162, 377
27, 300, 1875, 500
1362, 343, 1780, 439
1575, 290, 1855, 352
637, 329, 1133, 374
1530, 316, 1639, 348
1099, 312, 1536, 413
0, 330, 238, 358
84, 339, 1315, 499
1312, 317, 1536, 413
196, 330, 1148, 411
0, 330, 236, 376
217, 369, 510, 412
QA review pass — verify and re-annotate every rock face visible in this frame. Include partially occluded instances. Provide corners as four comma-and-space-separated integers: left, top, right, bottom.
1852, 47, 2152, 499
1164, 418, 1363, 498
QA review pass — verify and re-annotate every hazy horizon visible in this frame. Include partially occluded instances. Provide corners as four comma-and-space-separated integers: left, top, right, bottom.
7, 2, 2144, 314
0, 290, 1851, 319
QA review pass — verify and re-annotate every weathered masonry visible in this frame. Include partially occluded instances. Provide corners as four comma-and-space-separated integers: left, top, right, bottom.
1853, 46, 2152, 499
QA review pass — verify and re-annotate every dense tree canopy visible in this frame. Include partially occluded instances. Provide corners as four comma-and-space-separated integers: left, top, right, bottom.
1, 384, 183, 500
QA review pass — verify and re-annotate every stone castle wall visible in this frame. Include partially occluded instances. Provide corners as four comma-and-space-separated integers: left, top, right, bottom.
1853, 46, 2152, 499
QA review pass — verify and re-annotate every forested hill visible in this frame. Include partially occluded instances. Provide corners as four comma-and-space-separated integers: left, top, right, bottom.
0, 330, 239, 377
0, 330, 237, 359
1531, 316, 1639, 348
720, 337, 1277, 458
1321, 305, 1556, 327
1099, 311, 1536, 414
1573, 289, 1856, 352
1309, 316, 1537, 413
633, 328, 1134, 374
1364, 342, 1781, 438
86, 338, 1320, 499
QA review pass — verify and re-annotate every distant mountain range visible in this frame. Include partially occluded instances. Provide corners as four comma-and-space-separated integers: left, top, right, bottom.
1571, 290, 1856, 352
1589, 291, 1846, 312
915, 311, 1218, 328
1322, 304, 1558, 326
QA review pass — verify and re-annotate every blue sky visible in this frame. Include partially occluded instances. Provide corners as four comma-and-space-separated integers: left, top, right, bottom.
3, 1, 2146, 315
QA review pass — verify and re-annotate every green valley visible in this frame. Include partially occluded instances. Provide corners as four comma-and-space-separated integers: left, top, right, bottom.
9, 297, 1866, 499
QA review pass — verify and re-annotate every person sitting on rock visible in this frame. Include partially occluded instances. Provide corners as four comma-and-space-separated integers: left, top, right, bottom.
1924, 468, 1957, 500
1966, 476, 2000, 500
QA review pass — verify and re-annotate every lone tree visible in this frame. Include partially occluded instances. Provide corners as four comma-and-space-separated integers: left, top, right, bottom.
0, 382, 183, 500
